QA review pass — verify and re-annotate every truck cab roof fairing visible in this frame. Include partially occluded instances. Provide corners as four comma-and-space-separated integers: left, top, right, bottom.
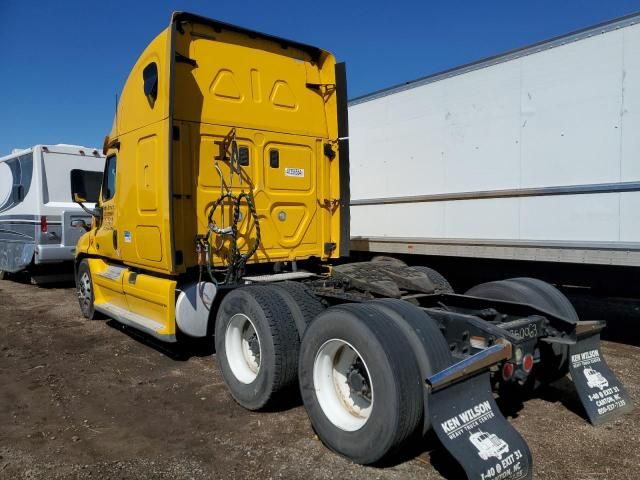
170, 11, 324, 63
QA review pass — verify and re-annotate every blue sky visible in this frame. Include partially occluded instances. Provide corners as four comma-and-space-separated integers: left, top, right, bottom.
1, 0, 639, 155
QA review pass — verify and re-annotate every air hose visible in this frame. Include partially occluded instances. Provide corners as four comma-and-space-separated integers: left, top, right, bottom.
201, 129, 261, 286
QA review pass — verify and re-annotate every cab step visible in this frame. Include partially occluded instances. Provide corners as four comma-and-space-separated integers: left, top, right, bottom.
95, 302, 175, 342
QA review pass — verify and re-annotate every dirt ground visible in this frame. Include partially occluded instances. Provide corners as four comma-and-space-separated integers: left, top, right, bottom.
0, 279, 638, 480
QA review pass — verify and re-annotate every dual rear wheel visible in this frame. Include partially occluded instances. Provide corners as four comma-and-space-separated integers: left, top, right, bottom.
214, 282, 326, 410
215, 283, 451, 465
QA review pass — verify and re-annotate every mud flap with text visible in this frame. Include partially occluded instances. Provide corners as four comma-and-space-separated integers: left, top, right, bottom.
429, 372, 532, 480
568, 334, 633, 425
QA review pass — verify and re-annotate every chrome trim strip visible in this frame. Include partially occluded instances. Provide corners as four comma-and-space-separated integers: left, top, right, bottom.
427, 343, 510, 391
350, 236, 640, 251
349, 12, 640, 106
350, 181, 640, 206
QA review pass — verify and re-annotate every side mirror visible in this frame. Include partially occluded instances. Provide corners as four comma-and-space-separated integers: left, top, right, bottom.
70, 169, 102, 218
70, 169, 101, 203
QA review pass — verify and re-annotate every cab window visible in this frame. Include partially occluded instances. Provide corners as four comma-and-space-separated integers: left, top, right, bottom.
102, 155, 117, 201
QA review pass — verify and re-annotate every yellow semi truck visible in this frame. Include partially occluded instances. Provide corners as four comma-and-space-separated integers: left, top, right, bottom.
70, 12, 632, 478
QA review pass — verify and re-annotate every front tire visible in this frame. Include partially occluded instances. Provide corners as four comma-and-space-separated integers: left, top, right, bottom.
76, 259, 99, 319
299, 303, 423, 464
215, 285, 299, 410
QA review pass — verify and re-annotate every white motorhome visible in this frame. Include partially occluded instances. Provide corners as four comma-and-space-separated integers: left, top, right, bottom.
0, 144, 104, 280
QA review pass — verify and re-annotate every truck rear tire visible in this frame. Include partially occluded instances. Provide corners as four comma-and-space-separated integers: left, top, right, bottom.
215, 285, 299, 410
367, 299, 452, 434
465, 277, 578, 384
409, 266, 454, 293
76, 259, 100, 320
299, 303, 423, 465
270, 281, 326, 338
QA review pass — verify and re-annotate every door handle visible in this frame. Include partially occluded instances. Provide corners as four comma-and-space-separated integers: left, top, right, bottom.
113, 229, 118, 250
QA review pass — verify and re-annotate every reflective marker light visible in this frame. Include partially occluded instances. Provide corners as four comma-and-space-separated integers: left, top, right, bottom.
522, 354, 534, 373
40, 216, 48, 233
502, 362, 515, 381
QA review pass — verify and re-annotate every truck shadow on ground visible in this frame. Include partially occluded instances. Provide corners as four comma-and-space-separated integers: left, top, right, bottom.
495, 377, 587, 424
104, 319, 307, 412
105, 320, 215, 361
1, 272, 75, 289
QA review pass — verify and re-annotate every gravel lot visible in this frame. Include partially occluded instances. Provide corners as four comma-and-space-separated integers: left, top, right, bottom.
0, 279, 638, 479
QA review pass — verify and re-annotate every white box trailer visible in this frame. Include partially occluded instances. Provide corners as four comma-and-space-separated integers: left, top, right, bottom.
0, 144, 104, 278
348, 13, 640, 289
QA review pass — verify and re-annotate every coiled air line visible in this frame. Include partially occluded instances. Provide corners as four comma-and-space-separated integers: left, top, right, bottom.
200, 128, 261, 286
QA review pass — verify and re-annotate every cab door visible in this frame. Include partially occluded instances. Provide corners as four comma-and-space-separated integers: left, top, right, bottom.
95, 153, 119, 259
91, 152, 127, 309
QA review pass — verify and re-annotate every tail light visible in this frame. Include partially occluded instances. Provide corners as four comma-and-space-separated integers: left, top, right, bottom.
522, 354, 534, 373
502, 362, 515, 381
40, 215, 48, 233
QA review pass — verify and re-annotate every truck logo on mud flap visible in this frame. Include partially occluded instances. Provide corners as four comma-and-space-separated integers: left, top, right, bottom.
469, 430, 510, 461
568, 336, 633, 425
584, 367, 609, 390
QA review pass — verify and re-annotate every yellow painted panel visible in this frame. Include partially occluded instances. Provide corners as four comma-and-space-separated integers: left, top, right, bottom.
174, 24, 329, 138
112, 30, 169, 137
135, 226, 163, 262
87, 257, 128, 310
270, 204, 315, 246
123, 271, 176, 336
264, 142, 312, 192
136, 135, 159, 213
210, 69, 243, 101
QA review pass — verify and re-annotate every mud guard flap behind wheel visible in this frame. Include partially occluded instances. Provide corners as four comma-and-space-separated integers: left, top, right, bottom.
429, 369, 532, 479
568, 333, 633, 425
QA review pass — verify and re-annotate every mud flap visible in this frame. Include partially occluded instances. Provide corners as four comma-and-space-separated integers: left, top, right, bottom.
429, 372, 532, 480
568, 334, 633, 425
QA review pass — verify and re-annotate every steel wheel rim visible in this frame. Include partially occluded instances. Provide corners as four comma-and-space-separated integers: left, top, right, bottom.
78, 272, 92, 310
313, 339, 374, 431
225, 313, 261, 384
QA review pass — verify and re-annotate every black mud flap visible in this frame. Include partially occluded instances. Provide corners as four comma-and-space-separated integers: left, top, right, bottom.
430, 372, 532, 480
568, 334, 633, 425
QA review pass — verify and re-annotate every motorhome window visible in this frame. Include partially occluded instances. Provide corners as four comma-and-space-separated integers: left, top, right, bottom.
102, 155, 117, 201
143, 62, 158, 108
0, 153, 33, 213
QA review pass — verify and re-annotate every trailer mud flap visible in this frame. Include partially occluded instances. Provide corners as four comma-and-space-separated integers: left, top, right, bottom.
568, 334, 633, 425
430, 372, 532, 480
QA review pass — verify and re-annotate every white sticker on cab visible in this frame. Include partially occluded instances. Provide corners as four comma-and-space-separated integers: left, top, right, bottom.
284, 167, 304, 178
